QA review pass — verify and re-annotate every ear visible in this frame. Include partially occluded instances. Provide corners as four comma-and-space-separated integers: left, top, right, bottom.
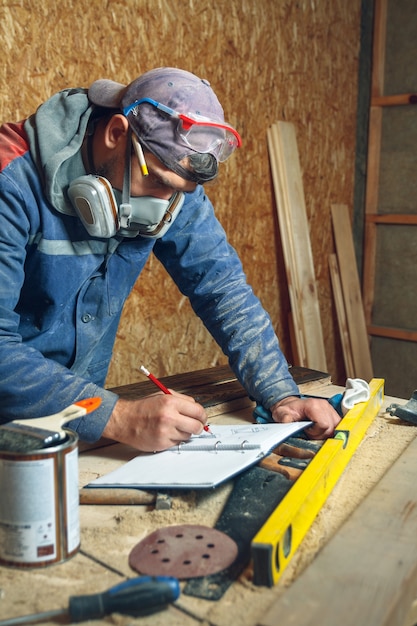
102, 114, 130, 150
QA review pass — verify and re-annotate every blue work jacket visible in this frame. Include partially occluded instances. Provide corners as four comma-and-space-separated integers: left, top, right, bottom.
0, 120, 299, 442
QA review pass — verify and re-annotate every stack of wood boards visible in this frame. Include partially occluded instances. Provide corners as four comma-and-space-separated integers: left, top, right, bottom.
267, 121, 373, 382
267, 121, 327, 372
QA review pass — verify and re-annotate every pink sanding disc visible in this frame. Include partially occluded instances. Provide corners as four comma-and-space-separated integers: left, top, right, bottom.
129, 524, 238, 579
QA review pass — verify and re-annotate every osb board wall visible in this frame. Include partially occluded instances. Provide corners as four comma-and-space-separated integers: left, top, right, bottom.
0, 0, 361, 387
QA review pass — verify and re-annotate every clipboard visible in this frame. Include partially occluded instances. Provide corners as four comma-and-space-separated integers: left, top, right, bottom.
86, 422, 311, 490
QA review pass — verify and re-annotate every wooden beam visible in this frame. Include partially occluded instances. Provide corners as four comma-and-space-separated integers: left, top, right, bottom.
331, 205, 373, 381
362, 106, 383, 324
368, 325, 417, 343
267, 122, 327, 371
371, 0, 387, 99
366, 214, 417, 225
364, 106, 383, 216
258, 435, 417, 626
363, 0, 386, 327
371, 93, 417, 106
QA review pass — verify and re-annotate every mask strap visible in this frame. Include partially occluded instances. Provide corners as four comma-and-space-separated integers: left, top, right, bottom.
119, 128, 133, 228
86, 132, 96, 173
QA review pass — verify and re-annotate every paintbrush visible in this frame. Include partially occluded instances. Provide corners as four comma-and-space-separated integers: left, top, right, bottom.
2, 398, 102, 451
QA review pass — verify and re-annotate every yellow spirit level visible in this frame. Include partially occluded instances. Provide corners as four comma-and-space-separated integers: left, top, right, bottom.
251, 378, 384, 586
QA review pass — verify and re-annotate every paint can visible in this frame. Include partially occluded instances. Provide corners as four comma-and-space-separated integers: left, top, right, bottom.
0, 423, 80, 568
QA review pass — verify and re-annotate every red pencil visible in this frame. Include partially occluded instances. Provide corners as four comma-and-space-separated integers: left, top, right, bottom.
140, 365, 170, 394
140, 365, 211, 433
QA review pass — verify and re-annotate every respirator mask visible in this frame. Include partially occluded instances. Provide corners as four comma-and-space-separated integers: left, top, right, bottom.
68, 130, 184, 239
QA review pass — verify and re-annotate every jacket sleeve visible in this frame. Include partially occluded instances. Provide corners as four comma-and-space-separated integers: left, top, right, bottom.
154, 186, 300, 409
0, 167, 118, 442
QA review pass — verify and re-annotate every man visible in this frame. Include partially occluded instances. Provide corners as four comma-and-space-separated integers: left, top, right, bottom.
0, 67, 340, 451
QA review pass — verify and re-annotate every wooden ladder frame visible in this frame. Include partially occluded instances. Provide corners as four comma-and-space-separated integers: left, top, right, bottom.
362, 0, 417, 343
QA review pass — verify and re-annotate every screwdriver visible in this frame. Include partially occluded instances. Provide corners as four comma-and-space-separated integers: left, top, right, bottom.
0, 576, 180, 626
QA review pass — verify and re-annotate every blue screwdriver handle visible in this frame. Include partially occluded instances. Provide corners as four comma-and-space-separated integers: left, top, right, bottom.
68, 576, 180, 622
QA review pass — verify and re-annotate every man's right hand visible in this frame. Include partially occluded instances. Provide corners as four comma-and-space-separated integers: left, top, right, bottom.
102, 391, 208, 452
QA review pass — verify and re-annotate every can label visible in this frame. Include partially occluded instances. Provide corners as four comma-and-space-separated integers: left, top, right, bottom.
0, 432, 80, 567
0, 458, 57, 563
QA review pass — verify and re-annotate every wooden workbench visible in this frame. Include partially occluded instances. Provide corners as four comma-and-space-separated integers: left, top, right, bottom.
1, 366, 417, 626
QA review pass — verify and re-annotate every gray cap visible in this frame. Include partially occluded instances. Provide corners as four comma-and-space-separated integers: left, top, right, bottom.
88, 67, 232, 183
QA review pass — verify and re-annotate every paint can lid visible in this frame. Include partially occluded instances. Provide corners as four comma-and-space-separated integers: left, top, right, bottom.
0, 422, 66, 453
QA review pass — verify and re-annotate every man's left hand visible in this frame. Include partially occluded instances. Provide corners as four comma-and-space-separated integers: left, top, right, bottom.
270, 395, 341, 439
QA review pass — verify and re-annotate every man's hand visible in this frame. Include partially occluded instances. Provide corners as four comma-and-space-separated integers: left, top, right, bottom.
270, 395, 341, 439
103, 390, 208, 452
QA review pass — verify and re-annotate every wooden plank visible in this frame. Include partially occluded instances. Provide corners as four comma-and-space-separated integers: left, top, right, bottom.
331, 204, 373, 381
267, 122, 327, 371
287, 311, 301, 366
109, 364, 331, 417
328, 254, 355, 377
267, 125, 306, 365
258, 434, 417, 626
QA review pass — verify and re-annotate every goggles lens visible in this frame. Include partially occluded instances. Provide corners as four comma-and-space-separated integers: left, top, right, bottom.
176, 114, 240, 162
123, 98, 241, 162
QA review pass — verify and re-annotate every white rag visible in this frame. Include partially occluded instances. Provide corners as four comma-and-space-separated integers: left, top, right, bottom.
341, 378, 371, 416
